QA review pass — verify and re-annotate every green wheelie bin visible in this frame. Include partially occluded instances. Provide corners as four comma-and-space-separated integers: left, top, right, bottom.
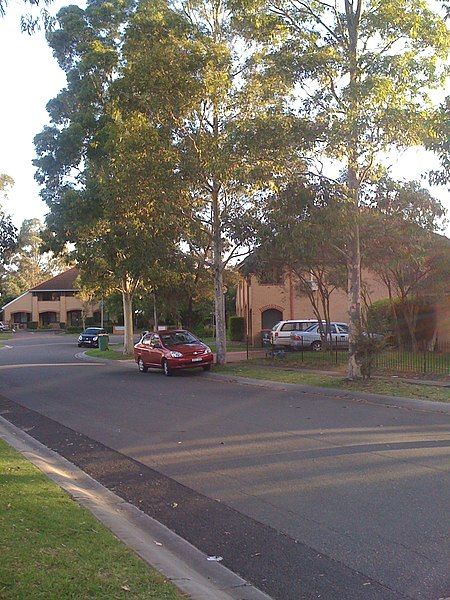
98, 333, 109, 351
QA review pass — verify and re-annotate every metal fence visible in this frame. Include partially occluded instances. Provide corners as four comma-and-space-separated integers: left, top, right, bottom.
264, 339, 450, 376
373, 343, 450, 376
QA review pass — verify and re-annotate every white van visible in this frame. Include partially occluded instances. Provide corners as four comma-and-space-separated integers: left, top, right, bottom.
270, 319, 318, 347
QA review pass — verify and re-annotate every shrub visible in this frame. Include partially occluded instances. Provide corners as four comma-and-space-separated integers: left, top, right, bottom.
85, 316, 96, 327
59, 322, 66, 329
27, 322, 38, 330
366, 299, 394, 338
229, 316, 245, 341
66, 326, 83, 333
355, 334, 385, 380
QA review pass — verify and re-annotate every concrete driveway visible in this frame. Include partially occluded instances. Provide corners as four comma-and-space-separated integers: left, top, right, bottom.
1, 332, 449, 599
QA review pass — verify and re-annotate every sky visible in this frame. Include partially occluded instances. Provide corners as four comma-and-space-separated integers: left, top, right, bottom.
0, 2, 449, 236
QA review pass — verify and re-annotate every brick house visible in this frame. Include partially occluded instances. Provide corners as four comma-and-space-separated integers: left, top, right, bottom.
1, 268, 100, 328
236, 268, 450, 347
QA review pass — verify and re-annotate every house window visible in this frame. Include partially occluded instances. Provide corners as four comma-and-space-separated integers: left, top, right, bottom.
36, 292, 61, 301
12, 312, 31, 324
257, 266, 284, 285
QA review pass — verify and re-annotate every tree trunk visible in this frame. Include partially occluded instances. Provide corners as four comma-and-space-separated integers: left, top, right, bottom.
186, 295, 194, 329
403, 301, 419, 353
345, 0, 363, 380
213, 186, 226, 364
153, 293, 158, 333
347, 212, 362, 380
122, 289, 134, 355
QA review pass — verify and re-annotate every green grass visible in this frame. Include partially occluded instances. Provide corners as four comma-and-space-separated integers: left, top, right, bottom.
0, 439, 182, 599
85, 348, 134, 360
214, 363, 450, 403
256, 348, 449, 377
0, 333, 13, 340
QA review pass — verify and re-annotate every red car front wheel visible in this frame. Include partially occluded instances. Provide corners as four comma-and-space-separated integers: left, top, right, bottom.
162, 360, 172, 377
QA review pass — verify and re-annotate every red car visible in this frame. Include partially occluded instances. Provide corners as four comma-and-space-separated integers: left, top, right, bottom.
134, 329, 214, 376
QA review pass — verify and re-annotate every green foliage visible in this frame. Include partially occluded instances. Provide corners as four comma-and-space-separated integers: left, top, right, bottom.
229, 316, 245, 341
238, 0, 449, 378
67, 325, 83, 333
367, 297, 440, 350
2, 218, 66, 297
426, 96, 450, 187
0, 176, 18, 272
366, 299, 395, 339
35, 0, 204, 353
354, 334, 386, 381
27, 321, 38, 329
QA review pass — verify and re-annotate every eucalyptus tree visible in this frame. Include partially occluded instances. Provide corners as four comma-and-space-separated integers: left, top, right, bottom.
239, 0, 450, 377
35, 0, 198, 354
165, 0, 314, 364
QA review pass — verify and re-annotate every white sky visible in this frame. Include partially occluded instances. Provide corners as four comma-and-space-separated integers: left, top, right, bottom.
0, 2, 449, 236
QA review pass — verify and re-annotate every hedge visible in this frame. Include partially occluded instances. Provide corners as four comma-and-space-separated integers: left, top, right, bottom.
229, 316, 245, 341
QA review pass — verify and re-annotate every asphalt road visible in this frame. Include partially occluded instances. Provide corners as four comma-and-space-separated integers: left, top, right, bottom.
1, 332, 449, 600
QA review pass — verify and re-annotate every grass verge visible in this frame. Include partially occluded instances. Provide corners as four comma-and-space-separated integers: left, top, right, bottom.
214, 363, 450, 403
0, 438, 182, 599
85, 348, 134, 360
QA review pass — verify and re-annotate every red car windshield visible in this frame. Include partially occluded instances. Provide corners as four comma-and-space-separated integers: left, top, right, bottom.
160, 331, 199, 347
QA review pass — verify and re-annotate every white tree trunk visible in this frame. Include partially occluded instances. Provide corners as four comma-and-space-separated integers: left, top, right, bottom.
347, 237, 362, 380
347, 181, 362, 380
212, 187, 226, 365
122, 290, 134, 355
214, 258, 227, 365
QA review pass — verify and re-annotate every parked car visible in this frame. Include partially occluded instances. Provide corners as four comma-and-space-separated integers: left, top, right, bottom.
77, 327, 107, 348
134, 329, 214, 376
270, 319, 318, 348
290, 322, 349, 351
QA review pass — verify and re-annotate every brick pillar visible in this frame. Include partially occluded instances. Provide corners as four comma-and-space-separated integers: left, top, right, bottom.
32, 295, 39, 323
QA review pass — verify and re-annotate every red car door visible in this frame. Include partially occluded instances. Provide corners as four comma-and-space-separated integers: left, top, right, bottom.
148, 334, 164, 366
139, 333, 153, 365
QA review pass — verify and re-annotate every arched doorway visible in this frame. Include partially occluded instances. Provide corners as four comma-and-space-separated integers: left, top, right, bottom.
12, 312, 31, 326
261, 308, 283, 330
67, 310, 82, 327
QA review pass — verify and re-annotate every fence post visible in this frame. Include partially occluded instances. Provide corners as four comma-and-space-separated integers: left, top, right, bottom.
335, 336, 338, 365
301, 336, 304, 363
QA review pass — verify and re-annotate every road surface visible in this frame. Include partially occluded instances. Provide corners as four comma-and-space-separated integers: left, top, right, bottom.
1, 332, 449, 599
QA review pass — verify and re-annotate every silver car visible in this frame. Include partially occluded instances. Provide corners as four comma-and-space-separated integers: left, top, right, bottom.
270, 319, 318, 347
290, 322, 349, 351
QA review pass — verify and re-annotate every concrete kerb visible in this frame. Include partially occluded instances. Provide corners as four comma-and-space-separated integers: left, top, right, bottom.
0, 416, 272, 600
203, 373, 450, 415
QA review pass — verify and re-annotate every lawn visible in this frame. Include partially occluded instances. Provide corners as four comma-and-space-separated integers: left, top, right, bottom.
0, 332, 13, 347
254, 348, 450, 377
214, 363, 450, 403
85, 348, 134, 360
0, 438, 182, 599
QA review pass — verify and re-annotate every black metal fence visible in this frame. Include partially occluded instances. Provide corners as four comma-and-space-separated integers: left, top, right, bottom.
373, 343, 450, 376
264, 338, 450, 376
